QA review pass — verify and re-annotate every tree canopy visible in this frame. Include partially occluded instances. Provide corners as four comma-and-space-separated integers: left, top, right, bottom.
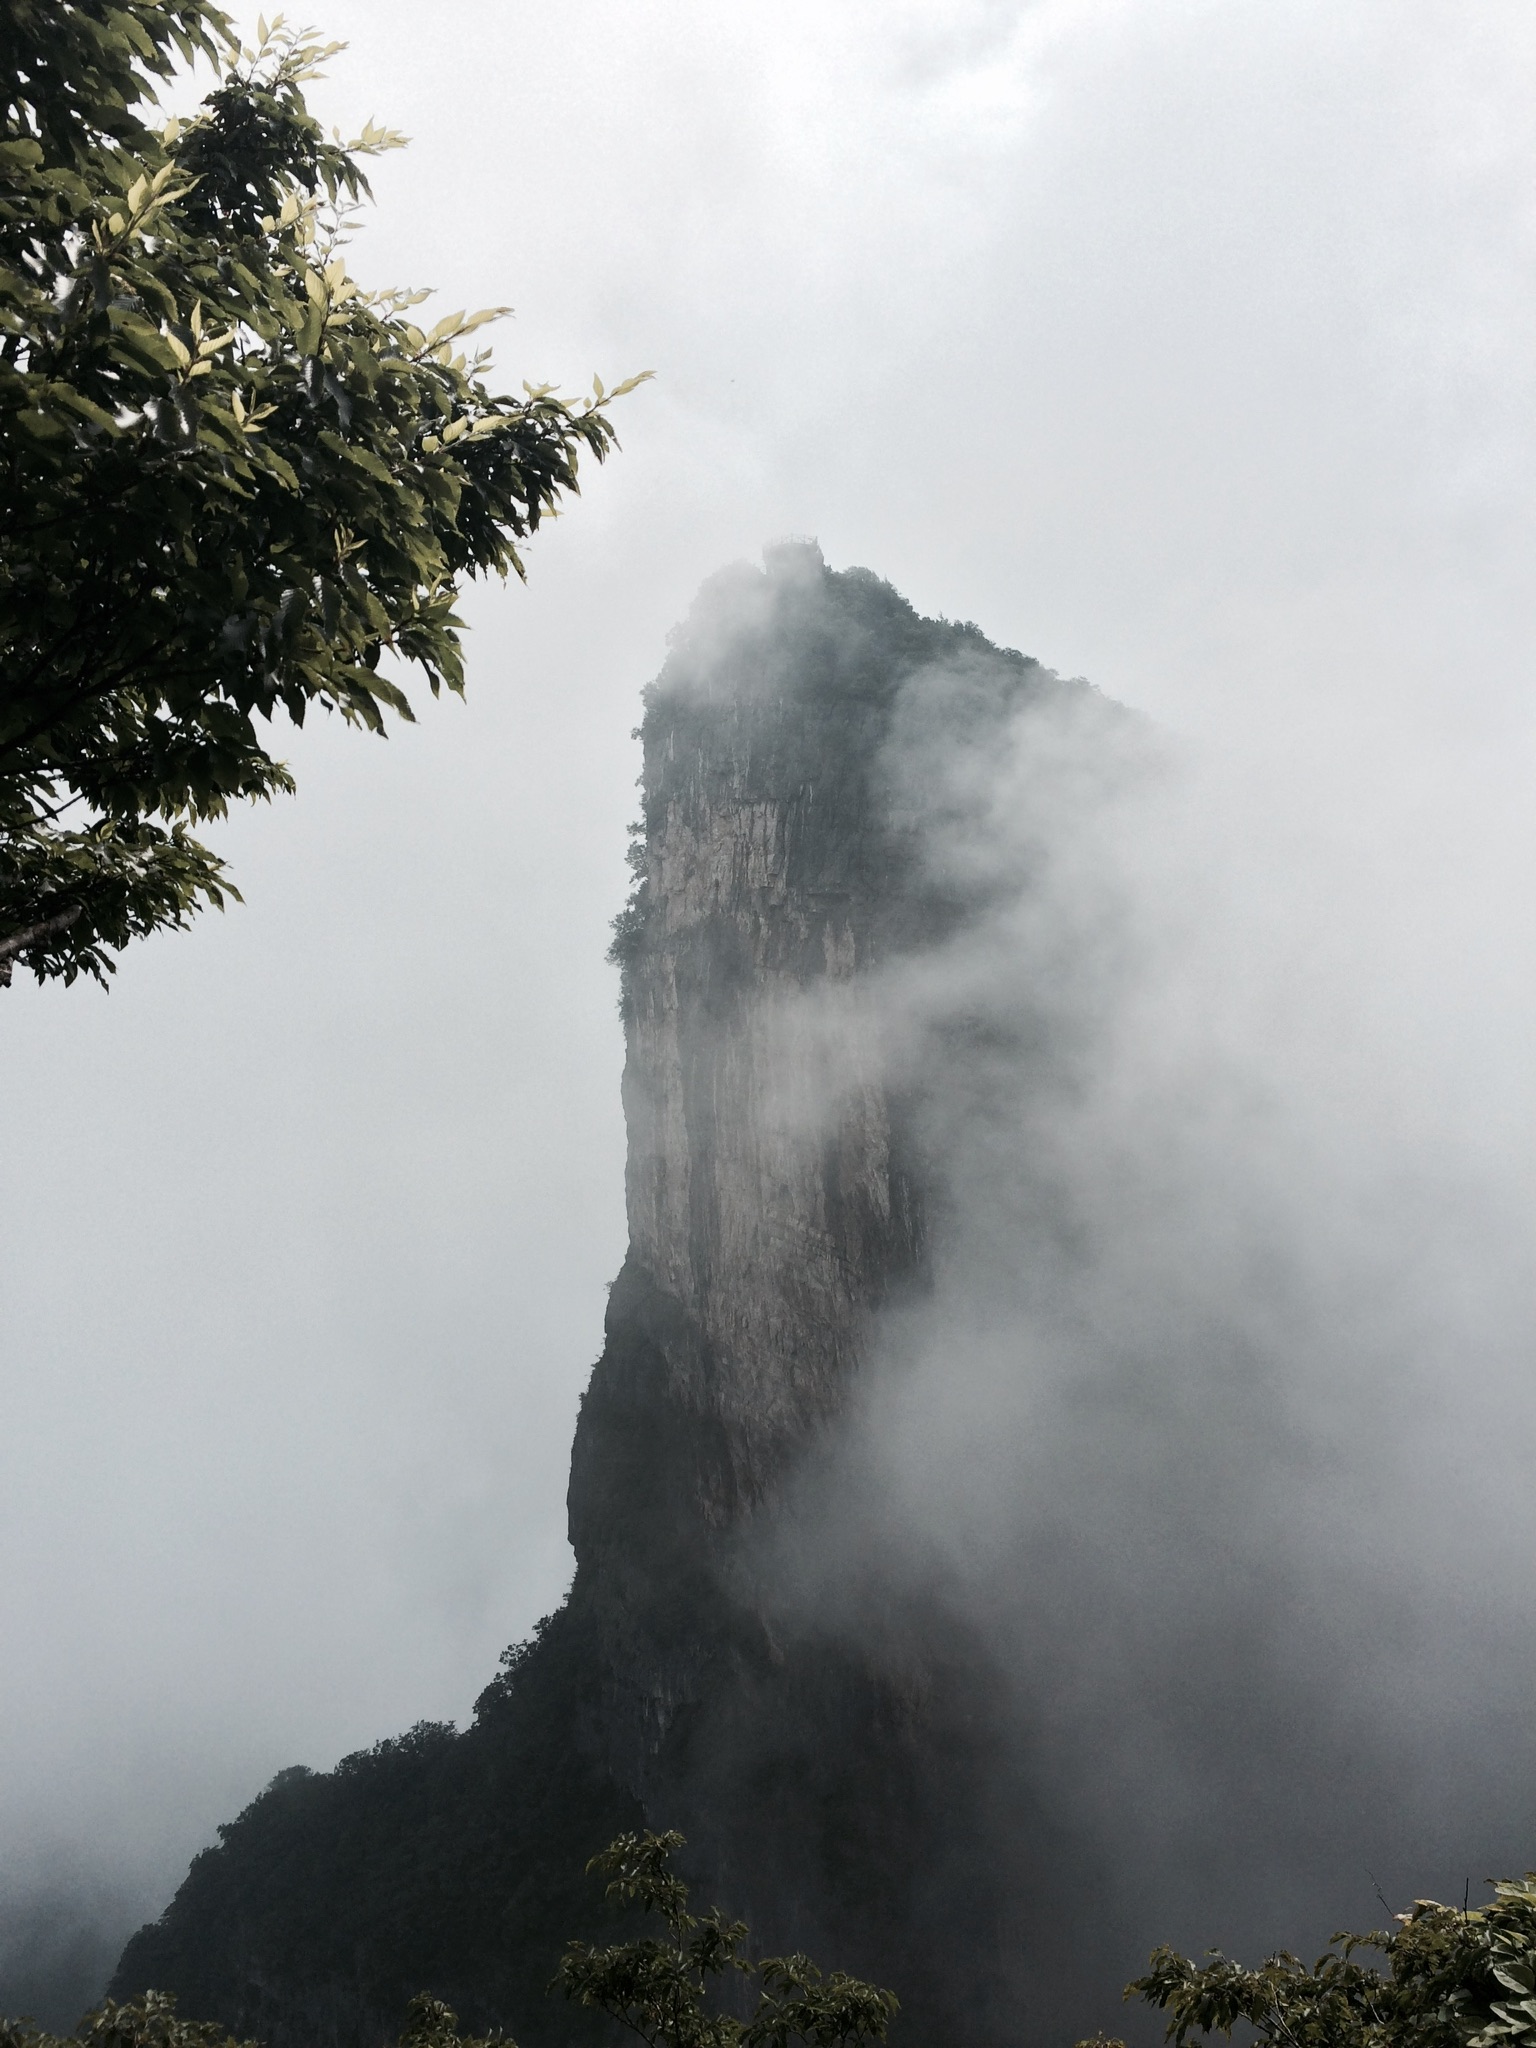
0, 1, 645, 987
558, 1831, 899, 2048
1094, 1873, 1536, 2048
1, 1987, 255, 2048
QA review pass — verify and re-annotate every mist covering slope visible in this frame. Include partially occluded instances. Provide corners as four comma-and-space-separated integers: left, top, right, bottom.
113, 547, 1102, 2047
111, 539, 1536, 2043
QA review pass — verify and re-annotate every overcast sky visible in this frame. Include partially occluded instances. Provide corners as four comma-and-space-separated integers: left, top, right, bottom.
5, 0, 1536, 1990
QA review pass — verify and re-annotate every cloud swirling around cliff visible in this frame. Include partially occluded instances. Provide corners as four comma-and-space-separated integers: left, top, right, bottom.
766, 618, 1536, 2002
10, 0, 1536, 2024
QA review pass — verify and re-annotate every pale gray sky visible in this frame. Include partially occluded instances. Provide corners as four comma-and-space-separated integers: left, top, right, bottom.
5, 0, 1536, 1983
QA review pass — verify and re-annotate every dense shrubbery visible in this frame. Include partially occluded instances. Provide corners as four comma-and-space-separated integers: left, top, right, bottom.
0, 1986, 255, 2048
21, 1838, 1536, 2048
1083, 1873, 1536, 2048
8, 1832, 896, 2048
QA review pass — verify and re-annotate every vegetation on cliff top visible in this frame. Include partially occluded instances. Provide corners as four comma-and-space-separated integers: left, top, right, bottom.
1, 0, 645, 988
606, 550, 1068, 1007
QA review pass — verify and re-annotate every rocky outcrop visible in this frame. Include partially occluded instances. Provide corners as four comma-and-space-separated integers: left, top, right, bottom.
113, 545, 1087, 2048
572, 542, 940, 1796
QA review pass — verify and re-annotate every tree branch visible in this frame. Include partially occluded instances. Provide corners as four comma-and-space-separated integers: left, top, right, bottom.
0, 903, 83, 987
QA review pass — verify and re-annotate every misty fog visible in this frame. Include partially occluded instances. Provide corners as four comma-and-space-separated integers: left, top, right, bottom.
6, 0, 1536, 2027
763, 640, 1536, 2011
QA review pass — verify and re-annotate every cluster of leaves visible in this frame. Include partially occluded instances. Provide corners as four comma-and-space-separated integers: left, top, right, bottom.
0, 1988, 255, 2048
558, 1832, 899, 2048
1, 1, 646, 985
391, 1993, 508, 2048
1098, 1874, 1536, 2048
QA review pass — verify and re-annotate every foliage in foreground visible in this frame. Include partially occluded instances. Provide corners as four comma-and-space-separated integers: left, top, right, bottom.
0, 1986, 255, 2048
1, 1, 645, 987
20, 1843, 1536, 2048
559, 1831, 899, 2048
1082, 1873, 1536, 2048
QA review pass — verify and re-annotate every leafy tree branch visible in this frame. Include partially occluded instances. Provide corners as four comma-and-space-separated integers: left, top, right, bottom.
1, 1, 648, 985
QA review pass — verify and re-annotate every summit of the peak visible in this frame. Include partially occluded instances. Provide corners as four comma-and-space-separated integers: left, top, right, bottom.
762, 534, 825, 578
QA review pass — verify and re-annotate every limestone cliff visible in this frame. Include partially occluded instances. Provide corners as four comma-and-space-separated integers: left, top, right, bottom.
113, 545, 1086, 2048
571, 542, 938, 1798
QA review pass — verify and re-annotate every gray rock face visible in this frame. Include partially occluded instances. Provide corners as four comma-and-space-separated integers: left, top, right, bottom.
567, 543, 1023, 1795
586, 543, 932, 1534
568, 547, 930, 1808
562, 547, 1087, 2020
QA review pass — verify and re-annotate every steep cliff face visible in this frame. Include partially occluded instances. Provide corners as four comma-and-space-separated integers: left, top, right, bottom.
113, 546, 1083, 2048
606, 543, 935, 1492
571, 543, 940, 1797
